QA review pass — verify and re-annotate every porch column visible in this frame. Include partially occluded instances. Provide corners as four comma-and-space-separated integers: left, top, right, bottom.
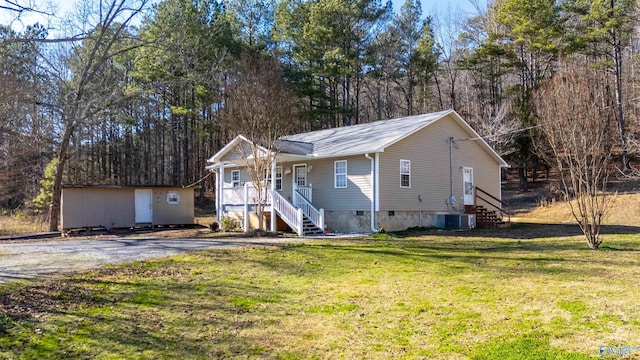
270, 158, 276, 232
219, 165, 225, 220
214, 169, 219, 220
243, 182, 249, 232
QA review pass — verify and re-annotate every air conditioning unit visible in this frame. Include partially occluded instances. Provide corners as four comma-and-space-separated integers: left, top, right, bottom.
460, 214, 476, 229
436, 214, 476, 230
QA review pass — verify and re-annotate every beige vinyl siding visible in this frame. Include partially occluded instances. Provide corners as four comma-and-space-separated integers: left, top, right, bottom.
61, 187, 194, 229
151, 188, 194, 225
62, 188, 135, 229
220, 142, 253, 162
379, 114, 501, 211
277, 163, 293, 199
276, 155, 372, 211
223, 167, 252, 187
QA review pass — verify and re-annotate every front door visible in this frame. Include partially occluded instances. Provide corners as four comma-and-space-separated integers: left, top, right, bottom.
135, 189, 153, 224
462, 167, 474, 205
293, 164, 307, 205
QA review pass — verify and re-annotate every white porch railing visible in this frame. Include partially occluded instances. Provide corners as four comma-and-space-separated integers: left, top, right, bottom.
273, 191, 303, 236
222, 184, 324, 236
222, 184, 271, 205
293, 186, 312, 206
294, 190, 324, 232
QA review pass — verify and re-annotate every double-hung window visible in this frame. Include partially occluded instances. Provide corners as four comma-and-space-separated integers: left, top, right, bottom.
262, 166, 283, 191
231, 170, 240, 187
400, 160, 411, 188
335, 160, 347, 188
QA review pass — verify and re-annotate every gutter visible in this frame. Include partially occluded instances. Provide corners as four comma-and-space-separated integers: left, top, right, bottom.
365, 153, 379, 233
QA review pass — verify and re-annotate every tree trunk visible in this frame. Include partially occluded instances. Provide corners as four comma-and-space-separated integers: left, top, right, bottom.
518, 165, 528, 193
49, 118, 75, 232
613, 35, 629, 169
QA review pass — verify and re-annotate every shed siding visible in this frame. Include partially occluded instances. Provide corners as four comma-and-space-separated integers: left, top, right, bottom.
61, 187, 194, 229
378, 114, 501, 211
152, 188, 194, 225
61, 188, 135, 229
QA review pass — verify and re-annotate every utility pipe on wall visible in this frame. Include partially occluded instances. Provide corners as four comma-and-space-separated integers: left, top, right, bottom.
365, 153, 379, 232
448, 137, 456, 207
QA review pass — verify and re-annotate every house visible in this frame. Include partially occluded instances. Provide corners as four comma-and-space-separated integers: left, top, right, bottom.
206, 110, 509, 235
61, 186, 194, 230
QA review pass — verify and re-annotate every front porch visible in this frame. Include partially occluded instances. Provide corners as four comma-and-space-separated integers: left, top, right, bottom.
217, 182, 325, 236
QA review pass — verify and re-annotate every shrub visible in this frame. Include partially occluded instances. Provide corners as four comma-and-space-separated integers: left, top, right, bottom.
220, 217, 241, 232
33, 158, 58, 214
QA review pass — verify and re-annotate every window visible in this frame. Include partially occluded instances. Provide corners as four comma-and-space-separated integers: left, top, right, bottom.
400, 160, 411, 188
263, 166, 283, 191
275, 166, 282, 190
166, 191, 180, 205
334, 160, 347, 188
231, 170, 240, 187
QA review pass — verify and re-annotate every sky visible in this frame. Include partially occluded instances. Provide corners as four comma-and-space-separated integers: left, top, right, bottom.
396, 0, 483, 18
1, 0, 484, 37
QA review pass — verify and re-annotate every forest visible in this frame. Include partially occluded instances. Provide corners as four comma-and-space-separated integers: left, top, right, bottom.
0, 0, 638, 233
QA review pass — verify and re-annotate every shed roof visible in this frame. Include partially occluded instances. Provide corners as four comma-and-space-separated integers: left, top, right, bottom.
62, 185, 192, 189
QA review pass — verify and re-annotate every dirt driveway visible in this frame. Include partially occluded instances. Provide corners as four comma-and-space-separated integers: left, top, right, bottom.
0, 236, 299, 283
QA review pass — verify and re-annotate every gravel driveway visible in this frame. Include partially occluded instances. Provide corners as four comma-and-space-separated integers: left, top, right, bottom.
0, 237, 299, 283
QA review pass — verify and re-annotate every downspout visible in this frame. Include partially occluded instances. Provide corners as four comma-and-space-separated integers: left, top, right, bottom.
365, 153, 379, 232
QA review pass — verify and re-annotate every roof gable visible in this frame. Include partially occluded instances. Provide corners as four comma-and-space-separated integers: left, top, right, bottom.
206, 135, 269, 165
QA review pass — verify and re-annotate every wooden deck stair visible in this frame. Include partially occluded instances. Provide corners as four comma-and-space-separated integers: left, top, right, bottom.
302, 216, 324, 236
474, 186, 511, 229
475, 205, 508, 228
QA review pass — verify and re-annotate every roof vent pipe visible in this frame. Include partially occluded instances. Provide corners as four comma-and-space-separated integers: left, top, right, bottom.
365, 153, 379, 233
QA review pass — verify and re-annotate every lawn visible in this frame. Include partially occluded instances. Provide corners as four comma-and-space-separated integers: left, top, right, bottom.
1, 224, 640, 359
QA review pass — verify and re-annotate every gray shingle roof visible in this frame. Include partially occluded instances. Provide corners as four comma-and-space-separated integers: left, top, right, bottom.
279, 110, 452, 157
207, 109, 507, 167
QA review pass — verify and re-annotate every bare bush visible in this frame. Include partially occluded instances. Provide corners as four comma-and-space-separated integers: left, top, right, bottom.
223, 52, 299, 230
535, 64, 614, 249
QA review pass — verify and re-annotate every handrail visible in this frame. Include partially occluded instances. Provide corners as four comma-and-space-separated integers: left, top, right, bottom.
272, 191, 303, 236
294, 190, 324, 231
475, 186, 511, 224
222, 185, 271, 205
293, 186, 312, 205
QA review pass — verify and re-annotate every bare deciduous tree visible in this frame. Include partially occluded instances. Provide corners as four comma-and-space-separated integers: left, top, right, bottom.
46, 0, 148, 231
468, 102, 519, 157
224, 52, 299, 231
535, 63, 614, 249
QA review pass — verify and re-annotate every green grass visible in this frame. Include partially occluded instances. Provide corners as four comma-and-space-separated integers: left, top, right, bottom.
1, 226, 640, 359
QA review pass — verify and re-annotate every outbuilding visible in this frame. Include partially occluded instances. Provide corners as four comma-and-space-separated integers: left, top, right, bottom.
61, 186, 194, 230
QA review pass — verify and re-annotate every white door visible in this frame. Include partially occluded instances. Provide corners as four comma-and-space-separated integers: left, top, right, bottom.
463, 167, 474, 205
292, 164, 308, 205
135, 189, 153, 223
293, 165, 307, 188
